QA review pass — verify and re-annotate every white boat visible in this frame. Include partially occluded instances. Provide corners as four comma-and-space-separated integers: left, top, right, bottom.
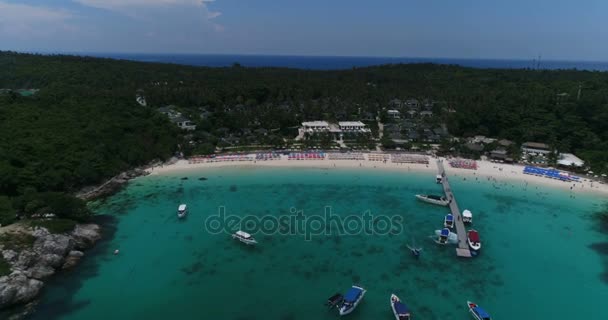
177, 204, 187, 218
390, 294, 411, 320
434, 228, 458, 245
462, 209, 473, 224
415, 194, 449, 206
338, 285, 366, 316
436, 174, 443, 184
444, 214, 454, 228
232, 230, 257, 245
467, 230, 481, 251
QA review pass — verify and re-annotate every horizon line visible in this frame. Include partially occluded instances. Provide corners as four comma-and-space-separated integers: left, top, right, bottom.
8, 50, 608, 64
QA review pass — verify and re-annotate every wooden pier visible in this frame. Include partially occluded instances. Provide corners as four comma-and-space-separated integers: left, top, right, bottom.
437, 159, 472, 258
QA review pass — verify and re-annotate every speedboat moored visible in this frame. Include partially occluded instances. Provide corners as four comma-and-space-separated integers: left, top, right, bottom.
232, 230, 258, 245
467, 301, 492, 320
177, 204, 187, 218
390, 294, 411, 320
436, 174, 443, 184
415, 194, 449, 206
444, 214, 454, 228
338, 285, 366, 316
434, 228, 458, 245
467, 229, 481, 252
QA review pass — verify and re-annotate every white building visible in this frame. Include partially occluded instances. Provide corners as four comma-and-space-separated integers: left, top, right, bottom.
557, 153, 584, 167
522, 142, 552, 155
301, 121, 330, 133
338, 121, 371, 133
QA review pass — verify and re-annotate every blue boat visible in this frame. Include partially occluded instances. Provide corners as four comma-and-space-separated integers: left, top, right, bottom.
444, 214, 454, 228
467, 301, 492, 320
390, 294, 411, 320
338, 285, 366, 316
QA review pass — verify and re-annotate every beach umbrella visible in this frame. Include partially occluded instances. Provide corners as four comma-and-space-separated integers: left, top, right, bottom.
588, 170, 594, 174
602, 174, 607, 177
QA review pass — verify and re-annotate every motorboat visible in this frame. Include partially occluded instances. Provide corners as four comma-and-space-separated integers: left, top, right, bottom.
390, 294, 411, 320
415, 194, 449, 206
232, 230, 258, 245
444, 214, 454, 228
338, 285, 366, 316
462, 209, 473, 224
434, 228, 458, 245
436, 174, 443, 184
467, 230, 481, 252
177, 204, 187, 218
467, 301, 492, 320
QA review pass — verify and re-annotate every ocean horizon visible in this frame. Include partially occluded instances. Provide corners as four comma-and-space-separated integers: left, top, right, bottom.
54, 52, 608, 71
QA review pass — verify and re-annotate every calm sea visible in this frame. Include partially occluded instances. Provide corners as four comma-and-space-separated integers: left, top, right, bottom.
75, 53, 608, 71
17, 167, 608, 319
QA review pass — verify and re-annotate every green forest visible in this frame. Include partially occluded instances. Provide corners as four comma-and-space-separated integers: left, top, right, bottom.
1, 51, 608, 225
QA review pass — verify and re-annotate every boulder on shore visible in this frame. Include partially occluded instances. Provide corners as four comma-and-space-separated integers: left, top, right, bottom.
0, 271, 43, 309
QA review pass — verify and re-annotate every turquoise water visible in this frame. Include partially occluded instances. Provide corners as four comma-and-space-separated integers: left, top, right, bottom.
27, 167, 608, 319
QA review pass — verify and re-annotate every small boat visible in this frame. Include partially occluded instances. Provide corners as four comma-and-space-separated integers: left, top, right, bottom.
434, 228, 458, 245
390, 294, 411, 320
325, 293, 344, 309
436, 174, 443, 184
444, 214, 454, 228
467, 301, 492, 320
338, 285, 366, 316
467, 230, 481, 252
462, 209, 473, 224
177, 204, 187, 218
232, 230, 257, 245
415, 194, 449, 206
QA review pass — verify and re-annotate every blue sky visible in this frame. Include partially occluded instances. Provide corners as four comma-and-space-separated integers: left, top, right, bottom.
0, 0, 606, 60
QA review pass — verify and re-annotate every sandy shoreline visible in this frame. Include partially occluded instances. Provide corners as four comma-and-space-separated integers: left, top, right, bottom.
146, 157, 608, 196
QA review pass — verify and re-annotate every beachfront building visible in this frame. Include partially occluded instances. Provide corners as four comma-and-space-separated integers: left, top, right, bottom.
557, 153, 585, 168
521, 142, 552, 155
298, 120, 371, 141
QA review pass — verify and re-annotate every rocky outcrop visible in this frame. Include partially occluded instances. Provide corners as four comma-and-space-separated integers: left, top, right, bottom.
72, 224, 101, 250
0, 271, 43, 309
0, 223, 101, 309
76, 168, 150, 200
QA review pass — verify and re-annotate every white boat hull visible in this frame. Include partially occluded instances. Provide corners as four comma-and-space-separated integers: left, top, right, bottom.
232, 235, 257, 245
415, 195, 449, 206
468, 239, 481, 251
339, 287, 366, 316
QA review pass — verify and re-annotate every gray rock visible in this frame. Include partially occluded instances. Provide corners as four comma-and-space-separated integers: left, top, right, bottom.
0, 271, 44, 308
71, 224, 101, 250
62, 251, 84, 269
26, 264, 55, 280
33, 234, 73, 257
2, 250, 18, 263
13, 251, 36, 270
40, 254, 63, 268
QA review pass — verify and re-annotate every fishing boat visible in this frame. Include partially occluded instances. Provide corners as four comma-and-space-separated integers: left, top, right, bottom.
434, 228, 458, 245
232, 230, 258, 245
444, 214, 454, 228
177, 204, 187, 218
390, 294, 411, 320
436, 174, 443, 184
338, 285, 366, 316
467, 301, 492, 320
462, 209, 473, 224
467, 230, 481, 252
415, 194, 449, 206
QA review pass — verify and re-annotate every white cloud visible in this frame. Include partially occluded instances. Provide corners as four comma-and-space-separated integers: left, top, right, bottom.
73, 0, 222, 22
0, 1, 74, 37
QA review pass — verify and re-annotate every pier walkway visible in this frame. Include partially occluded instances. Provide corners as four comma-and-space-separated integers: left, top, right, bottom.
437, 159, 472, 258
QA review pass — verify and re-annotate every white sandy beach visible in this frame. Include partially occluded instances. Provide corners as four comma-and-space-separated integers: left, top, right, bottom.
146, 156, 608, 196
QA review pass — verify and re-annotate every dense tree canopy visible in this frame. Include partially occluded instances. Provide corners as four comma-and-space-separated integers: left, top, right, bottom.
1, 51, 608, 222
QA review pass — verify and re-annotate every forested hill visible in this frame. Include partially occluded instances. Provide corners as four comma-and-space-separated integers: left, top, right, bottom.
1, 51, 608, 223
